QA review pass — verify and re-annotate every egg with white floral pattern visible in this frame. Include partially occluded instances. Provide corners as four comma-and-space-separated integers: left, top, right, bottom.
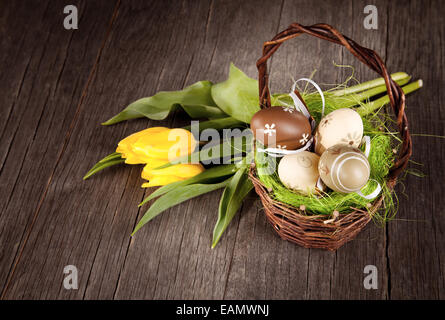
314, 108, 363, 155
250, 106, 312, 150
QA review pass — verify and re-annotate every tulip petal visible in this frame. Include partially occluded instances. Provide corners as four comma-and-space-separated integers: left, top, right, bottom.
142, 176, 186, 187
116, 127, 169, 164
132, 128, 197, 161
141, 159, 171, 180
142, 163, 205, 180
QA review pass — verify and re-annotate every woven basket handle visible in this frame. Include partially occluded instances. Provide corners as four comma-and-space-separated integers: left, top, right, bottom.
256, 23, 412, 182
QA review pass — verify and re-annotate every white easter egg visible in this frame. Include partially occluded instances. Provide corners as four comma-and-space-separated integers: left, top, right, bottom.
278, 151, 321, 195
315, 108, 363, 155
318, 144, 370, 193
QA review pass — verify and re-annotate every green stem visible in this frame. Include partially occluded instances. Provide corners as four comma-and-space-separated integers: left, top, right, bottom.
357, 80, 423, 116
331, 72, 410, 96
276, 75, 411, 109
331, 76, 411, 108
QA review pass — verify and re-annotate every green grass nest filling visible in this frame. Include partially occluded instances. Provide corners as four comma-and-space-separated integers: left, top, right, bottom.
254, 90, 400, 223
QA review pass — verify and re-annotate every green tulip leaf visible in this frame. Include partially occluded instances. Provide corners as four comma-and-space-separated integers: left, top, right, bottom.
102, 81, 226, 125
212, 167, 253, 248
96, 152, 122, 163
156, 132, 253, 169
139, 164, 237, 206
83, 152, 125, 180
132, 179, 231, 235
211, 63, 260, 123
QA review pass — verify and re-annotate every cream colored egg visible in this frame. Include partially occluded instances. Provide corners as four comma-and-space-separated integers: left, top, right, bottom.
318, 144, 370, 193
315, 108, 363, 155
278, 151, 320, 195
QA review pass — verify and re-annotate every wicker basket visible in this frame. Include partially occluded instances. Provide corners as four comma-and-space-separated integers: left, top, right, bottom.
249, 23, 412, 251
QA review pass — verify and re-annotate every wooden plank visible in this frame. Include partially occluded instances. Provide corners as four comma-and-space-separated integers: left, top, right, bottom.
85, 0, 220, 300
328, 0, 390, 299
386, 0, 445, 299
0, 0, 118, 296
113, 0, 287, 300
2, 0, 219, 299
222, 0, 388, 300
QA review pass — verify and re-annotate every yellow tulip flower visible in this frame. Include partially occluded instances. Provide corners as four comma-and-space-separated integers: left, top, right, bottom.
116, 127, 169, 164
117, 127, 197, 164
141, 163, 205, 187
116, 127, 204, 187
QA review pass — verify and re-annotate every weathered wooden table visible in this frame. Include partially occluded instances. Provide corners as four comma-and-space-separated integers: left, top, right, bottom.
0, 0, 443, 299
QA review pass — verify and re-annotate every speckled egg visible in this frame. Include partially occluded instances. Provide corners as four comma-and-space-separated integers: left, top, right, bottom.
278, 151, 321, 195
250, 106, 312, 150
318, 144, 370, 193
314, 108, 363, 155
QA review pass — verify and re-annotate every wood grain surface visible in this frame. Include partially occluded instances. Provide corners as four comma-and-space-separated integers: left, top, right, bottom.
0, 0, 443, 299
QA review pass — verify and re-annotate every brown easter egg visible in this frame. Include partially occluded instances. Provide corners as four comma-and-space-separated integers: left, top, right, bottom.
250, 106, 312, 150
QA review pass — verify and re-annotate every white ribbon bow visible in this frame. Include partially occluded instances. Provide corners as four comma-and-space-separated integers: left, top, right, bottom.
289, 78, 325, 131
